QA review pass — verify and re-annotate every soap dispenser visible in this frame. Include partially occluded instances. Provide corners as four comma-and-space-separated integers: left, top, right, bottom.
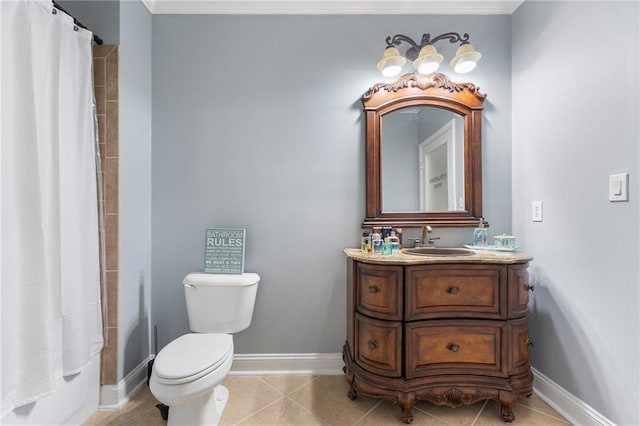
473, 217, 488, 247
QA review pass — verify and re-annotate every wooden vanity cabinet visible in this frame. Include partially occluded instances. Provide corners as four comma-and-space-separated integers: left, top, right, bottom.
344, 259, 533, 423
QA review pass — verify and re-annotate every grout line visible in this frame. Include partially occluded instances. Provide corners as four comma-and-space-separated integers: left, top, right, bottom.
471, 399, 489, 425
230, 395, 286, 425
412, 403, 454, 423
254, 376, 286, 396
282, 375, 320, 394
515, 401, 571, 424
283, 394, 331, 425
352, 398, 383, 425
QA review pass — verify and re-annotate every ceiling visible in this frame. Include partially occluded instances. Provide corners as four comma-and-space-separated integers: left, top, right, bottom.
141, 0, 525, 15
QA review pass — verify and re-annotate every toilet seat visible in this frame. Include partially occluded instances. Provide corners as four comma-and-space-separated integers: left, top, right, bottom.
153, 333, 233, 385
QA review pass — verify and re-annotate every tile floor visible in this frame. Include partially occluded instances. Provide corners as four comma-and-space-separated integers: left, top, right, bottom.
85, 375, 571, 425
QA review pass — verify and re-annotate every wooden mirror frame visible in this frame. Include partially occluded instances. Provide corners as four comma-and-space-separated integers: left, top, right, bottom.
362, 72, 487, 228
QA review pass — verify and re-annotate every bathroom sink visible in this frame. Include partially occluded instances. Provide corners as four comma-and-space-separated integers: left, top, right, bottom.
402, 247, 475, 257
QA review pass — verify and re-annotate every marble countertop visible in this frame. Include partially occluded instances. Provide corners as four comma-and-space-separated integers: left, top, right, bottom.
344, 247, 533, 265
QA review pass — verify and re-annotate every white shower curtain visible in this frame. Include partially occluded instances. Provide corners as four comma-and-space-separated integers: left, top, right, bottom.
1, 0, 104, 416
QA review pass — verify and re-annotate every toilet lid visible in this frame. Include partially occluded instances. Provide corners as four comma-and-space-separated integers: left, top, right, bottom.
153, 334, 232, 384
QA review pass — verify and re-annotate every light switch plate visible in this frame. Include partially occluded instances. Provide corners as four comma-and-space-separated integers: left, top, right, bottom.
532, 201, 543, 222
609, 173, 629, 202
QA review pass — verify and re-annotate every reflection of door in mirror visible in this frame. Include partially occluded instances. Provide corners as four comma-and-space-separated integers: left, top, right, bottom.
381, 106, 463, 212
419, 118, 464, 211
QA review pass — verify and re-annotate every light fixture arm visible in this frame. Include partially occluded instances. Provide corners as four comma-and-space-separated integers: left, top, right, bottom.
385, 32, 471, 61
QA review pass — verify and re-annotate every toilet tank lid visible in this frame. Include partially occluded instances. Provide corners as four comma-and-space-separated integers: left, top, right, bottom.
184, 272, 260, 287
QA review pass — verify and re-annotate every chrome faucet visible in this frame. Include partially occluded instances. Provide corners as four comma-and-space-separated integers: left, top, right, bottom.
409, 225, 441, 248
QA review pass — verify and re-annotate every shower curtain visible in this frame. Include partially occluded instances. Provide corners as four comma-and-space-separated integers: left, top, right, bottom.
1, 0, 104, 416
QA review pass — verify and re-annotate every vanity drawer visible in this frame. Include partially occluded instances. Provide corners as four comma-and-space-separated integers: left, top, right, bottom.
406, 320, 507, 379
405, 264, 506, 320
356, 262, 403, 320
355, 313, 402, 378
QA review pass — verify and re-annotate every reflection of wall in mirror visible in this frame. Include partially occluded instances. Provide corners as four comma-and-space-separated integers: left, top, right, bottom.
381, 107, 464, 212
381, 111, 420, 211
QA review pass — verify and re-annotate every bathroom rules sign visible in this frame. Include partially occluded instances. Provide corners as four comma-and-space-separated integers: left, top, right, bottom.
204, 228, 245, 274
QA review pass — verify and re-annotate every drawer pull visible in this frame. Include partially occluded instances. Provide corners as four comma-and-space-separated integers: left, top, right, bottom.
447, 287, 459, 294
525, 284, 535, 292
447, 344, 460, 352
368, 285, 380, 294
526, 338, 535, 347
367, 341, 378, 350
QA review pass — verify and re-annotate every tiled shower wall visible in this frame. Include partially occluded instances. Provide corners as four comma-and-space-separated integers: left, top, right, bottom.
93, 45, 119, 385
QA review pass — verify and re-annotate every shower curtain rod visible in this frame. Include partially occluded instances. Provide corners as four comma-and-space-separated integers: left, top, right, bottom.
52, 1, 104, 45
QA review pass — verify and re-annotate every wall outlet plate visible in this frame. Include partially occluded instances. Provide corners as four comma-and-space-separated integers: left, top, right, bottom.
532, 201, 543, 222
609, 173, 629, 202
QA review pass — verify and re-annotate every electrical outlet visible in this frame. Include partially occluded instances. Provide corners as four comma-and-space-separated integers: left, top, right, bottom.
532, 201, 543, 222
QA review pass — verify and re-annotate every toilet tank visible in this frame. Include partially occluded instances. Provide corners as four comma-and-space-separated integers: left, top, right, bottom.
183, 272, 260, 333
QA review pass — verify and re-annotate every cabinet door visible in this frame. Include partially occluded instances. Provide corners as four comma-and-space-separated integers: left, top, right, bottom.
406, 264, 506, 320
356, 263, 403, 320
508, 316, 531, 374
508, 263, 530, 318
355, 313, 402, 377
406, 320, 508, 379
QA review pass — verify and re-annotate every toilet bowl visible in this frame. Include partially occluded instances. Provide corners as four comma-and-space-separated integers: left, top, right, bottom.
150, 334, 233, 425
149, 272, 260, 425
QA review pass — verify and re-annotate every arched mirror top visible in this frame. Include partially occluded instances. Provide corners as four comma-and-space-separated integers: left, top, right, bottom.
362, 73, 487, 228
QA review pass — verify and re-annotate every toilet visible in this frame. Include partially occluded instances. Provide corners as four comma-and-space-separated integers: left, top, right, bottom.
150, 272, 260, 425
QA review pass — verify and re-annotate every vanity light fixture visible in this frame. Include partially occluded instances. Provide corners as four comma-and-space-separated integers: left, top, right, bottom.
377, 32, 481, 77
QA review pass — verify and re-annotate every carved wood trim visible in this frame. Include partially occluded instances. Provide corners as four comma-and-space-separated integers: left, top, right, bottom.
362, 72, 486, 109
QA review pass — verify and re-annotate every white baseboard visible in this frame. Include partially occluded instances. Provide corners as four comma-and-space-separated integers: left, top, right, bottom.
98, 353, 343, 409
532, 367, 614, 426
230, 353, 344, 376
99, 356, 153, 410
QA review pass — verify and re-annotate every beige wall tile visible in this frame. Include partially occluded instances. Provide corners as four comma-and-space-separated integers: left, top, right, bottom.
94, 86, 105, 115
105, 101, 119, 157
97, 114, 106, 146
105, 158, 119, 214
94, 44, 119, 390
106, 271, 118, 328
93, 45, 116, 59
99, 143, 106, 174
93, 57, 105, 87
101, 327, 118, 384
105, 48, 118, 101
105, 214, 118, 271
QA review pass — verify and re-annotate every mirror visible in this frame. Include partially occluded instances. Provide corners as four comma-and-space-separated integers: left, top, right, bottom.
381, 107, 464, 212
362, 72, 486, 228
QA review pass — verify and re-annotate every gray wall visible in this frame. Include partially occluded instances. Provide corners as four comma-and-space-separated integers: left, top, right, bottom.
118, 0, 152, 380
151, 14, 513, 354
381, 112, 419, 211
512, 2, 640, 424
57, 0, 120, 44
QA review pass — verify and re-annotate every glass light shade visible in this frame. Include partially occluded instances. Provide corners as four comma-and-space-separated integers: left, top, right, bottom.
413, 45, 443, 74
377, 47, 406, 77
449, 43, 482, 74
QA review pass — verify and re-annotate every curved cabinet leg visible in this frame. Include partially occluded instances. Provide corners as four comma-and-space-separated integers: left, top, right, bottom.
347, 384, 358, 400
398, 393, 416, 424
400, 405, 414, 424
498, 390, 516, 422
